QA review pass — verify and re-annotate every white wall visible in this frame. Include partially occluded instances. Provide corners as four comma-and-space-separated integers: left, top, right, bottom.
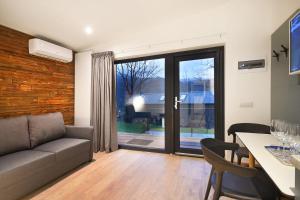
75, 51, 92, 126
76, 0, 300, 141
94, 0, 300, 141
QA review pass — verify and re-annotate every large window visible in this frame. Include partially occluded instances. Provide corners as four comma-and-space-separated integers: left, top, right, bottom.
115, 47, 224, 155
116, 58, 165, 150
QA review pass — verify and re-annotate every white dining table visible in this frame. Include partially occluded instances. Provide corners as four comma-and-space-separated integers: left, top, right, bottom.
236, 132, 295, 198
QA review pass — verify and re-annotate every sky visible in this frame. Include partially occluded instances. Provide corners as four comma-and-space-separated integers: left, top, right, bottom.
145, 57, 214, 80
116, 57, 215, 80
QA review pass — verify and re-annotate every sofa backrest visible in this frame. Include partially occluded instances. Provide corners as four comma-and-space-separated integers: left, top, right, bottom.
0, 116, 31, 156
28, 112, 66, 148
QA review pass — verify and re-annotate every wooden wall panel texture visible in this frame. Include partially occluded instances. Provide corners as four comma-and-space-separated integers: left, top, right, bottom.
0, 25, 74, 124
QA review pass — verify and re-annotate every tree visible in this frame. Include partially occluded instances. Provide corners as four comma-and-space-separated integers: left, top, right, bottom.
116, 60, 161, 96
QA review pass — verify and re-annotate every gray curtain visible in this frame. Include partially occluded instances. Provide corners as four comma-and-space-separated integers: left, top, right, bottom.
91, 51, 118, 152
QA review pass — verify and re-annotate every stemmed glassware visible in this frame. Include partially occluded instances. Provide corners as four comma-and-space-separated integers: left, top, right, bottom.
270, 119, 284, 150
270, 120, 277, 137
269, 119, 300, 166
271, 119, 300, 155
287, 124, 300, 155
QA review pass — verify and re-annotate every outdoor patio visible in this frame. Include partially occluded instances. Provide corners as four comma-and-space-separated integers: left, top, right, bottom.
118, 131, 214, 149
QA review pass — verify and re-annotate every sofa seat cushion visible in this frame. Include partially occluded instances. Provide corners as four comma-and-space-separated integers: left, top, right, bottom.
28, 112, 66, 147
34, 138, 90, 162
0, 116, 30, 156
0, 150, 55, 188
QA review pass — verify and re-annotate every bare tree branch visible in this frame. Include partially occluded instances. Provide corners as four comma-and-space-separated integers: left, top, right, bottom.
116, 60, 161, 96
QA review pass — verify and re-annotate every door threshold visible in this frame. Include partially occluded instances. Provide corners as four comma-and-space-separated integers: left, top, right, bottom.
175, 152, 204, 158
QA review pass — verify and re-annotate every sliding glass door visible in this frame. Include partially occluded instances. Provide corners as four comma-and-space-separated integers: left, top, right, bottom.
115, 47, 224, 155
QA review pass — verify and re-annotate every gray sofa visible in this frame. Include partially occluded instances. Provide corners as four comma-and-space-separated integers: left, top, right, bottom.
0, 112, 94, 200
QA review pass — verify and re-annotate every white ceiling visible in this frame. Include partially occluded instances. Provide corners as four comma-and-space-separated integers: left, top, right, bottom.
0, 0, 228, 51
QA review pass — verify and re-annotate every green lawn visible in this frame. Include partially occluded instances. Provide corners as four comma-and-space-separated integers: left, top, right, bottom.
180, 127, 214, 134
117, 121, 147, 133
152, 125, 214, 134
117, 121, 214, 134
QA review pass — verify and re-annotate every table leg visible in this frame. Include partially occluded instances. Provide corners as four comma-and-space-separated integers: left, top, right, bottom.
249, 152, 255, 168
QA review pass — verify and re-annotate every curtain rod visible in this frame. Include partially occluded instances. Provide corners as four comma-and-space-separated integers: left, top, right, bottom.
113, 32, 226, 55
85, 32, 226, 55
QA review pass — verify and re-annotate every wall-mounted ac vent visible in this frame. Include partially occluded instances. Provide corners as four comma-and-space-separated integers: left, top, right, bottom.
29, 38, 73, 63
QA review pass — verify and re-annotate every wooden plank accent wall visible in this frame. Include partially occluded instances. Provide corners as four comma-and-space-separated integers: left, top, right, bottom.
0, 25, 74, 124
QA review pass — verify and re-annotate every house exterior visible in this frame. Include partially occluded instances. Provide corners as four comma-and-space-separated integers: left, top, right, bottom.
140, 91, 214, 129
117, 75, 215, 129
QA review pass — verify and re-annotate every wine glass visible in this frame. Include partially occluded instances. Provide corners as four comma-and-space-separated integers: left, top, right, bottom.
276, 121, 290, 156
275, 120, 284, 143
271, 119, 282, 139
270, 119, 277, 136
270, 119, 283, 151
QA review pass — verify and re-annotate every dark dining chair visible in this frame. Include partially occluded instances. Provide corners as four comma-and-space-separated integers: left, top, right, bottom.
228, 123, 270, 164
201, 138, 278, 200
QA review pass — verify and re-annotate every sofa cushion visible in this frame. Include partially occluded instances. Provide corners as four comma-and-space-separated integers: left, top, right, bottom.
28, 112, 66, 147
34, 138, 90, 162
0, 150, 55, 188
0, 116, 30, 156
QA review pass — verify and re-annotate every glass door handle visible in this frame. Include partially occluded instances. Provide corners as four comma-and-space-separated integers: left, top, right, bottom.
174, 96, 182, 110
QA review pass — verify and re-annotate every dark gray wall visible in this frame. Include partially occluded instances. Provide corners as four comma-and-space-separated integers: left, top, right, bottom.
271, 12, 300, 124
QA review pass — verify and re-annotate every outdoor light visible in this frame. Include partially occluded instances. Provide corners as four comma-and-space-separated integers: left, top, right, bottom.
84, 26, 93, 35
132, 95, 144, 111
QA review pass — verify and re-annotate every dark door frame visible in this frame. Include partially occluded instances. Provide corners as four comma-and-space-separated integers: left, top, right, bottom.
115, 46, 224, 154
172, 47, 224, 155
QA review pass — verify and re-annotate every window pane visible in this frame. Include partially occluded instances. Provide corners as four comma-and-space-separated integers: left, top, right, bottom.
179, 58, 215, 149
116, 58, 165, 149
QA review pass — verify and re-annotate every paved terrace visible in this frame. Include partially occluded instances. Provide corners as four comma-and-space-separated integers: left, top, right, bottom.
118, 131, 214, 149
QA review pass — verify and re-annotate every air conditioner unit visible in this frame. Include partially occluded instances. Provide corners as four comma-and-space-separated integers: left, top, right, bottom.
29, 38, 73, 63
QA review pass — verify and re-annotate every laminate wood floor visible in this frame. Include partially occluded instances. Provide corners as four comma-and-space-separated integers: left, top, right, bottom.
23, 149, 232, 200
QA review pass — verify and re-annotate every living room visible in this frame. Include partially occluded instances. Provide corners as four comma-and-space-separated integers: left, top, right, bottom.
1, 0, 300, 200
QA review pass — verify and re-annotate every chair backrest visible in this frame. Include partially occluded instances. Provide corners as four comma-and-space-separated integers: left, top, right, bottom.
201, 138, 257, 177
228, 123, 270, 137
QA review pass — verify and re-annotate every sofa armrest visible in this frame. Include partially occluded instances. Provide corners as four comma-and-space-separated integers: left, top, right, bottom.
65, 125, 94, 141
65, 125, 94, 161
